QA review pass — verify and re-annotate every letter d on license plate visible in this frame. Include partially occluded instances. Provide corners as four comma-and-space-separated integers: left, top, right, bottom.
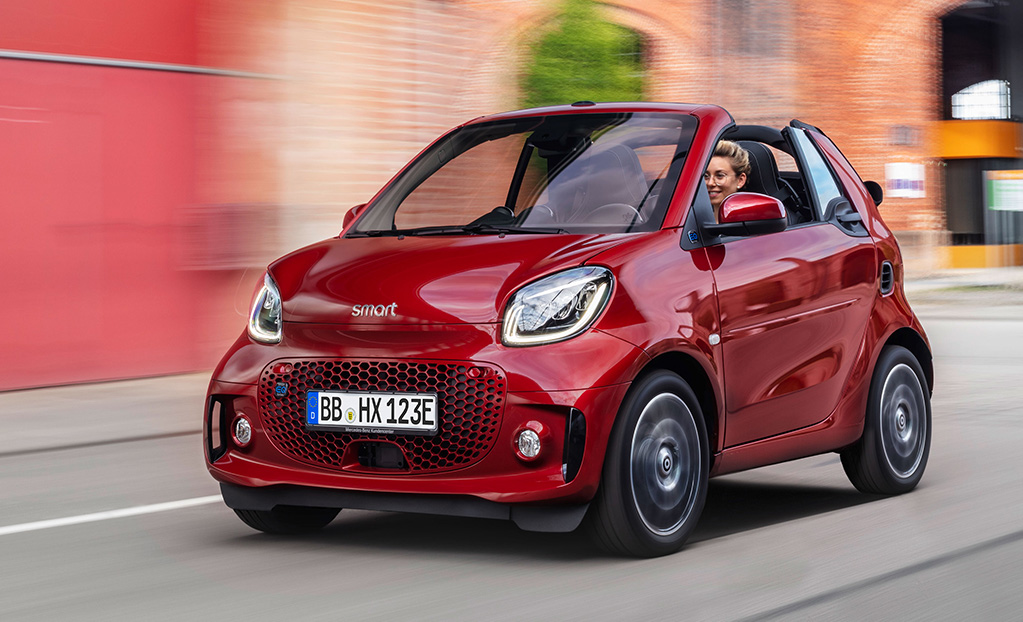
306, 390, 439, 435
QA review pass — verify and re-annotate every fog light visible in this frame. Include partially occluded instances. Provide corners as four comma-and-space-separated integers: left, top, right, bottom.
233, 415, 252, 447
516, 429, 541, 460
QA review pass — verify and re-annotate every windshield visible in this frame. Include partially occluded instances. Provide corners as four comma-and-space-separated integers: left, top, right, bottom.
351, 112, 698, 236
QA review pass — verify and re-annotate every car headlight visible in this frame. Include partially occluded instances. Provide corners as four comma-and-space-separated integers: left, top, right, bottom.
248, 273, 282, 344
502, 266, 613, 346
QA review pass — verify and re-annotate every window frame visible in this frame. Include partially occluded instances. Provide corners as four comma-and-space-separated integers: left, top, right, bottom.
787, 127, 848, 221
350, 112, 699, 236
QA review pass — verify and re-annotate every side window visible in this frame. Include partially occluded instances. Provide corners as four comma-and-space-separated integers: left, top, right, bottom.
792, 129, 844, 220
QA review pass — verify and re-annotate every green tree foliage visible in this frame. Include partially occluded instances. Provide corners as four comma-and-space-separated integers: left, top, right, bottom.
521, 0, 644, 108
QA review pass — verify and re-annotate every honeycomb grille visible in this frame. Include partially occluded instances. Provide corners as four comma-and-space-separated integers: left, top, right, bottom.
258, 359, 505, 473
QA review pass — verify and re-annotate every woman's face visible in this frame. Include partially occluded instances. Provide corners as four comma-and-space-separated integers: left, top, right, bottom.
704, 156, 747, 214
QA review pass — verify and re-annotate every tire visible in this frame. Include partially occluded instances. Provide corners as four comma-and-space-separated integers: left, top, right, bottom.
586, 370, 709, 557
234, 506, 340, 535
841, 345, 931, 495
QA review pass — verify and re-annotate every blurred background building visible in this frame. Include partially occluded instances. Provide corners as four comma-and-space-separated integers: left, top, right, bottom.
1, 0, 1021, 390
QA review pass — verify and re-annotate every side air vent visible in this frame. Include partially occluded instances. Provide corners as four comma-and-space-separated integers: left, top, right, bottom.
205, 395, 232, 463
562, 408, 586, 483
879, 261, 895, 295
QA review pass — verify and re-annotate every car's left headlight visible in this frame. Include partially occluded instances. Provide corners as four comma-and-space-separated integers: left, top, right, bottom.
248, 272, 282, 344
502, 266, 613, 346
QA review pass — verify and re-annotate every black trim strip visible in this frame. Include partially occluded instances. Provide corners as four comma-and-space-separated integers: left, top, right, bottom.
220, 482, 590, 533
724, 125, 789, 151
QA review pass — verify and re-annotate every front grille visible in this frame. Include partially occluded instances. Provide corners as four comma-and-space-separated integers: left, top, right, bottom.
259, 359, 505, 473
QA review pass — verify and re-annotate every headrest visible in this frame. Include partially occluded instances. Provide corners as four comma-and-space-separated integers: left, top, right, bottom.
548, 143, 648, 211
736, 141, 781, 197
583, 144, 647, 206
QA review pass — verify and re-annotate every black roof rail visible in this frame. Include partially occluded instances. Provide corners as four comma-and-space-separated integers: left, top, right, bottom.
723, 125, 788, 150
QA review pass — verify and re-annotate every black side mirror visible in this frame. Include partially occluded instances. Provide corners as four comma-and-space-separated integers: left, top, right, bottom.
864, 181, 883, 206
826, 196, 867, 236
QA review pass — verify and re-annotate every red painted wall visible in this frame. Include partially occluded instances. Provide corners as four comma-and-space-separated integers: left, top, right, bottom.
0, 0, 255, 390
0, 0, 198, 65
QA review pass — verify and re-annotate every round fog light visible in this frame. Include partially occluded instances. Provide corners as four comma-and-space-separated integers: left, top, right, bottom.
233, 416, 252, 447
516, 429, 541, 460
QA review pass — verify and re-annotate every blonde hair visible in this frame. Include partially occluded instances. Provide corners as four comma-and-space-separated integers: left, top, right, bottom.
714, 140, 751, 181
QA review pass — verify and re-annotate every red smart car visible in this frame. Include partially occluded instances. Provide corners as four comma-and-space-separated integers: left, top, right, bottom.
205, 102, 932, 557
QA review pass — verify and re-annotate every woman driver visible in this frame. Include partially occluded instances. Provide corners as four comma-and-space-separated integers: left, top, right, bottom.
704, 140, 750, 220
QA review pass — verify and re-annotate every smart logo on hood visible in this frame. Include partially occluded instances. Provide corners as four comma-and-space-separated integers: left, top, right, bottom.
352, 303, 398, 317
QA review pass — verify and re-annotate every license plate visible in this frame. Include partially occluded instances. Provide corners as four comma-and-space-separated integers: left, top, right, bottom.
306, 390, 439, 435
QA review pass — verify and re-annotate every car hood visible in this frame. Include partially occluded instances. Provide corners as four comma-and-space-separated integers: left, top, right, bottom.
271, 234, 631, 325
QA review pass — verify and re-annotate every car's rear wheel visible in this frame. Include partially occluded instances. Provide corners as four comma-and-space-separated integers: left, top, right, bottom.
841, 345, 931, 494
587, 370, 708, 557
234, 506, 340, 534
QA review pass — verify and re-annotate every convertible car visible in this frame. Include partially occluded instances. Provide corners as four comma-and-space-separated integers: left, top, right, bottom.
204, 102, 932, 557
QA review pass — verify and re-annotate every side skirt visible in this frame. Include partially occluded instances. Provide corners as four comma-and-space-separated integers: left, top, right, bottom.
711, 409, 863, 477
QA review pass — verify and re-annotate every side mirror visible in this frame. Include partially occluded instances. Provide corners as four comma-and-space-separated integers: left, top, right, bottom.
826, 196, 867, 235
864, 181, 883, 206
704, 192, 787, 238
342, 203, 367, 230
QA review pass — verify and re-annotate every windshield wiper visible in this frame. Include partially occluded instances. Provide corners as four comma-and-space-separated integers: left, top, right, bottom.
460, 223, 567, 235
345, 229, 397, 237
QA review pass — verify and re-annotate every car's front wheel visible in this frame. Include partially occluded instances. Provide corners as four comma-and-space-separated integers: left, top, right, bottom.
587, 370, 709, 557
234, 506, 340, 534
841, 345, 931, 494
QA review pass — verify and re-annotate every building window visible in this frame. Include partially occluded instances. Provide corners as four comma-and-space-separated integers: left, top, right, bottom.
951, 80, 1011, 120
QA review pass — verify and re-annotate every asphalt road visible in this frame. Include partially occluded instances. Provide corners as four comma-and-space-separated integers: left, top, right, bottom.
2, 293, 1022, 621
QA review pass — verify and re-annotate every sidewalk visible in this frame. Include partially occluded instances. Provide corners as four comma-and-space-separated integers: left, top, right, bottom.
904, 266, 1023, 312
0, 373, 210, 456
904, 266, 1023, 295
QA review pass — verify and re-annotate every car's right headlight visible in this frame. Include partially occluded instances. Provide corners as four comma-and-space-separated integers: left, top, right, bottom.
502, 266, 613, 346
248, 272, 282, 344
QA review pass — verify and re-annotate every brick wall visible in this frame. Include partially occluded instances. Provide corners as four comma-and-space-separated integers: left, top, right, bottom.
262, 0, 549, 248
234, 0, 975, 254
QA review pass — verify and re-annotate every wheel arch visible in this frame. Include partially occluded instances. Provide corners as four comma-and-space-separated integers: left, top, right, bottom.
633, 351, 720, 455
883, 327, 933, 395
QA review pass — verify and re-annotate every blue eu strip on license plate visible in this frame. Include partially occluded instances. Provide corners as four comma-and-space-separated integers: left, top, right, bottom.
306, 390, 439, 435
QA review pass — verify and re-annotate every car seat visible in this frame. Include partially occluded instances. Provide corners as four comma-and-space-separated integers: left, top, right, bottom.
736, 141, 811, 225
542, 143, 650, 226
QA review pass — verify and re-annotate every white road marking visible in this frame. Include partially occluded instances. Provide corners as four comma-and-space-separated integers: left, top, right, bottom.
0, 495, 222, 536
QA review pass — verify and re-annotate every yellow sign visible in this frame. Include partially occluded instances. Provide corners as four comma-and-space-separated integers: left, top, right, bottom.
987, 170, 1023, 181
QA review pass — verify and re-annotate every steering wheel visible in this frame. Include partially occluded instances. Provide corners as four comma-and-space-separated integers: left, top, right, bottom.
518, 204, 557, 225
589, 203, 642, 226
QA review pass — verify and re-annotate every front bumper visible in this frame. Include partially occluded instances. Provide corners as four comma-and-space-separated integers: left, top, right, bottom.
205, 323, 644, 507
207, 378, 630, 505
